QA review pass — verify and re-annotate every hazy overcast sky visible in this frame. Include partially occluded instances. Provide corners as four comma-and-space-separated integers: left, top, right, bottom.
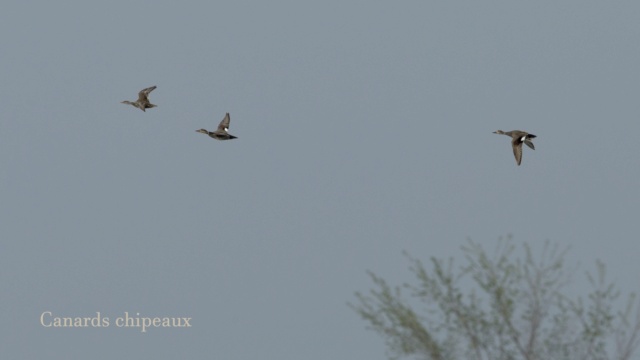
1, 1, 640, 359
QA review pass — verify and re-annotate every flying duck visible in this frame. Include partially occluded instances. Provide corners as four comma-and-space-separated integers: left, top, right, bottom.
493, 130, 536, 166
196, 113, 237, 140
121, 86, 157, 112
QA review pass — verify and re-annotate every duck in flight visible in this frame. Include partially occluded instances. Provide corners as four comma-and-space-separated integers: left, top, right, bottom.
493, 130, 536, 166
121, 86, 157, 112
196, 113, 237, 140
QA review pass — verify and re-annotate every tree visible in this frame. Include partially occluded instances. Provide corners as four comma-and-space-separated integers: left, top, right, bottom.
350, 237, 640, 360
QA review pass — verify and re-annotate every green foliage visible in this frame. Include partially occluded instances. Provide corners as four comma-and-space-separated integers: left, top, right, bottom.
350, 238, 640, 360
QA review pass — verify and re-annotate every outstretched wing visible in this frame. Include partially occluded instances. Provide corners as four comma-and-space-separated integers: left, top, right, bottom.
511, 140, 523, 166
137, 86, 157, 101
524, 140, 535, 150
217, 113, 231, 132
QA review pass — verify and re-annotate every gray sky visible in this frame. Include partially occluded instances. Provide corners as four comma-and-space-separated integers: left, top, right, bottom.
1, 1, 639, 359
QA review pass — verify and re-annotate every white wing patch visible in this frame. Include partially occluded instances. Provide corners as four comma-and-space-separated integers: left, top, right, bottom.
224, 127, 229, 132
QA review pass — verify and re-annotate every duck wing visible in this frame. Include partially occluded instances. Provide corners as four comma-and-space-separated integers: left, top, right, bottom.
217, 113, 231, 132
137, 86, 157, 101
511, 140, 523, 166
